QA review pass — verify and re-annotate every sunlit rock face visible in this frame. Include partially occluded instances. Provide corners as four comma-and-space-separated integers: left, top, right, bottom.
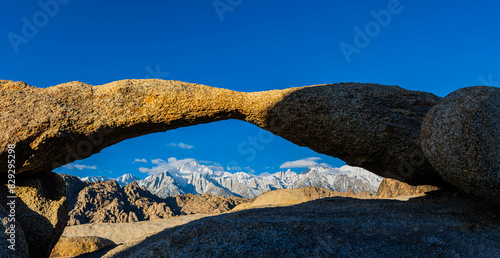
375, 178, 438, 199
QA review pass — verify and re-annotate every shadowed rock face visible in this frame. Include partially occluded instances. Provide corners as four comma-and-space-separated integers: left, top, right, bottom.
103, 191, 500, 258
1, 79, 442, 185
0, 171, 68, 258
421, 86, 500, 202
263, 84, 443, 185
0, 204, 29, 258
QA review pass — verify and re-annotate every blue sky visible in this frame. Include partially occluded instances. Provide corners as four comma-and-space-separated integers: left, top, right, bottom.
1, 0, 499, 178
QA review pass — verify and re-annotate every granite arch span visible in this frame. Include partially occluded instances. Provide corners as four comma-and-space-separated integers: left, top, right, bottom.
0, 79, 444, 186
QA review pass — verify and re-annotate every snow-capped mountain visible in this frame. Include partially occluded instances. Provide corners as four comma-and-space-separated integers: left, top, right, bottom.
79, 173, 140, 187
79, 176, 109, 182
136, 161, 382, 199
114, 173, 141, 187
77, 162, 383, 199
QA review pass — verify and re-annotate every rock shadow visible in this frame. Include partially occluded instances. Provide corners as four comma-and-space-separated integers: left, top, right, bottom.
0, 171, 68, 258
106, 189, 500, 257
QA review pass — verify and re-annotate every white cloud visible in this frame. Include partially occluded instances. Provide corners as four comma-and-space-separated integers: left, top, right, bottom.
198, 160, 219, 165
260, 172, 272, 177
74, 164, 97, 170
63, 164, 97, 170
139, 157, 258, 175
152, 158, 166, 165
226, 166, 242, 171
280, 157, 322, 169
240, 166, 255, 174
134, 158, 147, 163
226, 166, 255, 174
139, 157, 196, 175
206, 165, 225, 171
138, 167, 150, 173
169, 142, 194, 149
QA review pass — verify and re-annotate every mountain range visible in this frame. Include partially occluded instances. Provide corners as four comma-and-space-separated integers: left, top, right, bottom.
79, 161, 382, 199
79, 173, 141, 187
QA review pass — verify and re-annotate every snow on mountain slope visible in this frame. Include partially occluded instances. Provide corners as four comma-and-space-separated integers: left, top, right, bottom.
77, 162, 383, 199
137, 162, 383, 199
114, 173, 142, 187
140, 171, 185, 197
79, 176, 109, 182
79, 174, 140, 187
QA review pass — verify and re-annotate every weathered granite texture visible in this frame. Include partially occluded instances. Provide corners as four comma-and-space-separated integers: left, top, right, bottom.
421, 86, 500, 202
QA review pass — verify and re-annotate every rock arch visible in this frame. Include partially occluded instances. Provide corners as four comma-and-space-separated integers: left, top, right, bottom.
0, 79, 444, 186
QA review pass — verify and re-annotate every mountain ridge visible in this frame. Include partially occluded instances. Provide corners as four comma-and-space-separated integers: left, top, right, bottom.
77, 162, 382, 199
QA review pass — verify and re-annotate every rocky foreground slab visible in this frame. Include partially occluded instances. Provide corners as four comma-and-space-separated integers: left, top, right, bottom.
99, 190, 500, 257
48, 182, 437, 257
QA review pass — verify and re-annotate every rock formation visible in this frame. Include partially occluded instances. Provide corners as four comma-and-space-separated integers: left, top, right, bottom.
421, 86, 500, 202
264, 83, 443, 185
59, 174, 88, 209
1, 78, 498, 255
60, 214, 210, 245
233, 186, 373, 211
123, 182, 178, 221
68, 180, 175, 225
0, 80, 500, 257
0, 171, 68, 258
0, 204, 29, 258
0, 79, 443, 186
375, 178, 439, 199
67, 179, 131, 225
174, 192, 249, 215
65, 178, 248, 226
103, 190, 500, 257
50, 236, 115, 257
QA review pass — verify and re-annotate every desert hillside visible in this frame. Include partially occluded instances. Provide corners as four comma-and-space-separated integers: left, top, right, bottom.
61, 174, 249, 226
